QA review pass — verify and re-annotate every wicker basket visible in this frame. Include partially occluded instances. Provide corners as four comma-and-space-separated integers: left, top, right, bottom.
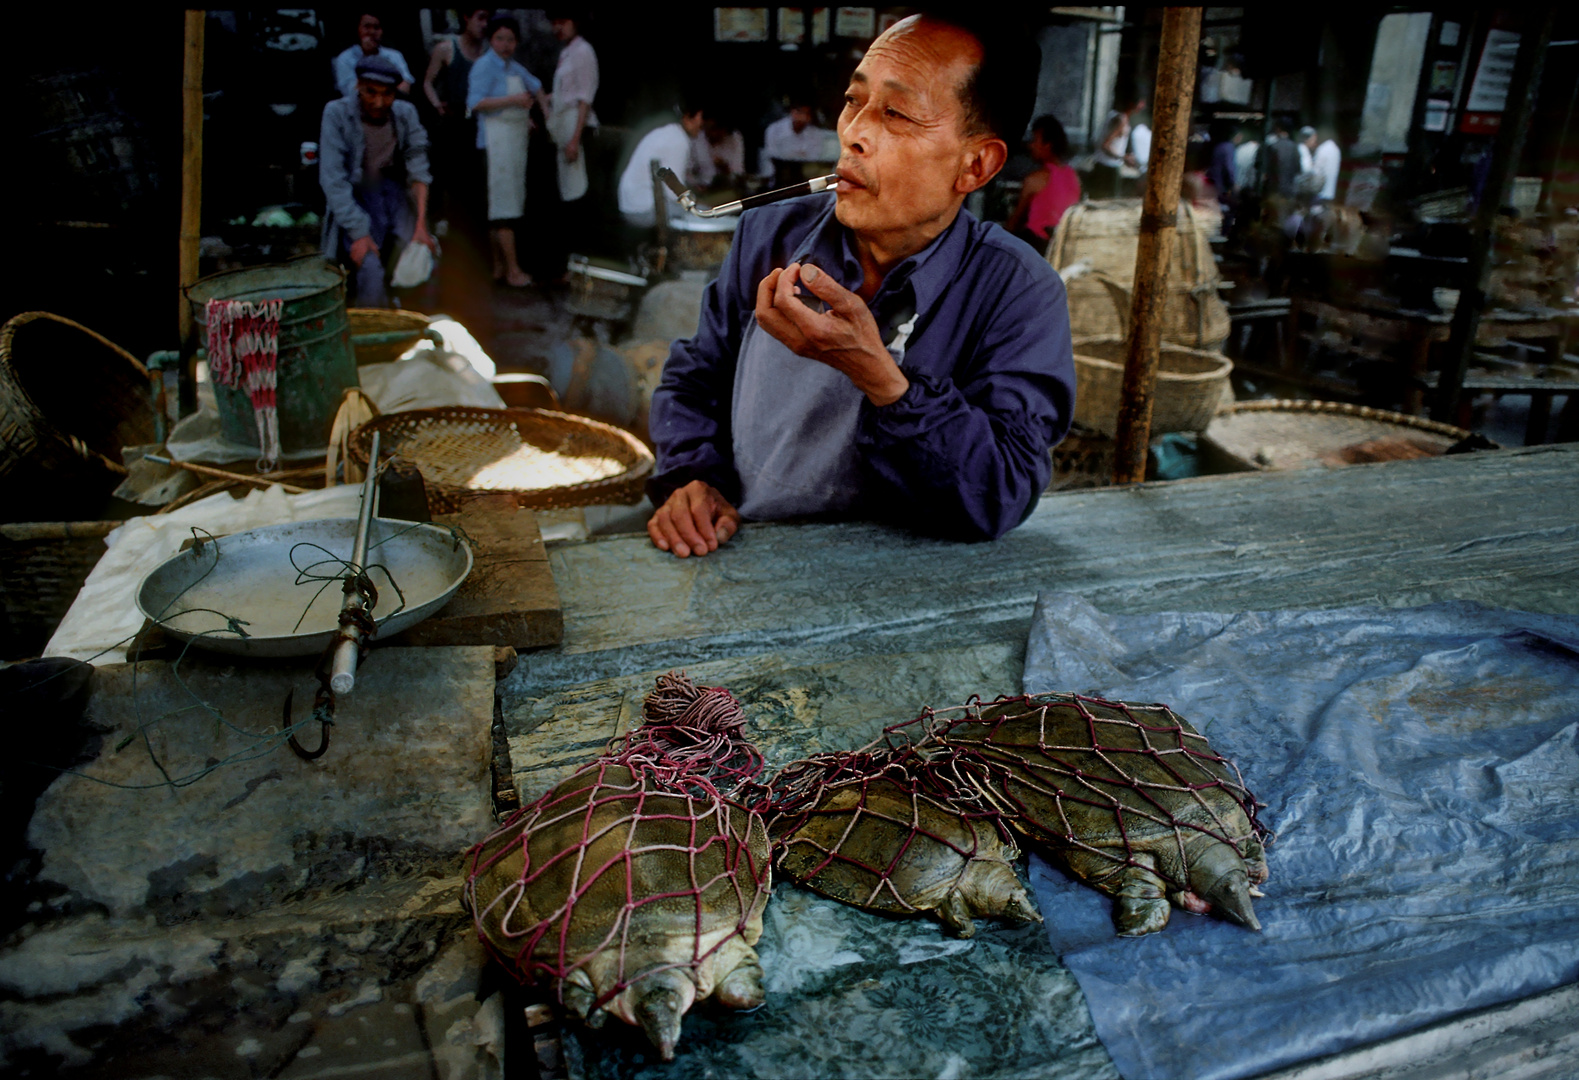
349, 407, 654, 512
1049, 199, 1230, 351
1071, 335, 1233, 437
347, 308, 431, 365
0, 312, 158, 522
1202, 399, 1481, 472
1, 520, 116, 658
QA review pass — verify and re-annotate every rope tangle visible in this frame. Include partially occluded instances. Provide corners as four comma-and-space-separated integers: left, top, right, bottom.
205, 298, 283, 470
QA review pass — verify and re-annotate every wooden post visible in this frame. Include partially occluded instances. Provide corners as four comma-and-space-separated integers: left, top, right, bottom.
1431, 9, 1554, 425
1111, 7, 1201, 485
179, 10, 204, 410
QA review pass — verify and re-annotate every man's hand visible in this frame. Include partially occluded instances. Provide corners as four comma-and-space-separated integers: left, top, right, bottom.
754, 263, 909, 406
349, 235, 378, 266
411, 220, 439, 254
647, 480, 740, 558
564, 133, 581, 163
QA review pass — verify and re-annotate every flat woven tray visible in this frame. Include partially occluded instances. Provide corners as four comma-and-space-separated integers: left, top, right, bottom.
350, 407, 654, 512
1204, 399, 1480, 471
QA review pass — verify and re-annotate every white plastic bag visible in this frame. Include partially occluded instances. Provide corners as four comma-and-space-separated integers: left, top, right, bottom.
390, 240, 435, 289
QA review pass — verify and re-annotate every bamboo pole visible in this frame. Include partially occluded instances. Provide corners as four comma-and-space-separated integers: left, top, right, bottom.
1431, 9, 1554, 425
179, 11, 204, 408
1111, 8, 1201, 485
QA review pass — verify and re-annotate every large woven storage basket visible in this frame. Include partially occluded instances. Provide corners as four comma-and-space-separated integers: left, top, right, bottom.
350, 407, 654, 512
1071, 335, 1233, 437
1048, 199, 1230, 351
0, 312, 158, 522
1, 519, 116, 657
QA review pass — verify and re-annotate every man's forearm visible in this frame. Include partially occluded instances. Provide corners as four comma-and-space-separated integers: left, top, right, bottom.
572, 100, 590, 142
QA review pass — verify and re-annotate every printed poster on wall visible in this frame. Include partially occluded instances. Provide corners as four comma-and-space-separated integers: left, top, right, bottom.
834, 7, 875, 39
811, 7, 829, 45
1461, 28, 1519, 134
715, 8, 769, 42
777, 8, 805, 44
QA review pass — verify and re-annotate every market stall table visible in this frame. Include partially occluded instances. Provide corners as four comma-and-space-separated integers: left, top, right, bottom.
499, 443, 1579, 1080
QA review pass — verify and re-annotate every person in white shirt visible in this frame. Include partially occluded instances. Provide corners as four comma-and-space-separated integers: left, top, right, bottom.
618, 102, 707, 226
1129, 121, 1152, 170
548, 11, 599, 204
759, 98, 832, 181
1297, 126, 1316, 178
333, 13, 414, 99
689, 118, 746, 190
1312, 133, 1341, 202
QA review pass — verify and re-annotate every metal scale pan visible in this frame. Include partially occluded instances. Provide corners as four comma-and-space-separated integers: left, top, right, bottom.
136, 517, 473, 658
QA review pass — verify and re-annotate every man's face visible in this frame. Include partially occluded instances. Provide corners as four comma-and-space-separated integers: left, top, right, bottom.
681, 110, 706, 138
466, 10, 489, 37
834, 18, 989, 242
789, 106, 813, 133
358, 15, 382, 54
357, 79, 396, 120
552, 18, 576, 42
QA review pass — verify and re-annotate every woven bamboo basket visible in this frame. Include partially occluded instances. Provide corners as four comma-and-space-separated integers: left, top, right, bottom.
347, 307, 431, 365
1048, 199, 1230, 350
1, 519, 117, 657
1070, 335, 1233, 437
349, 407, 654, 511
1202, 399, 1482, 472
0, 312, 159, 522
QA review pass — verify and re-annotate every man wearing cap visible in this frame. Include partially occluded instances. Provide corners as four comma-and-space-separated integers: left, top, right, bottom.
645, 13, 1074, 555
333, 12, 414, 99
319, 55, 436, 307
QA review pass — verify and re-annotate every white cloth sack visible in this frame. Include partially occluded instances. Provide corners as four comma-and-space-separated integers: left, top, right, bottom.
548, 100, 589, 202
389, 240, 434, 288
483, 75, 530, 221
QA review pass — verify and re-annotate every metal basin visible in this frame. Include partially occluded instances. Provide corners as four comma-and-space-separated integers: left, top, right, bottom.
136, 517, 473, 657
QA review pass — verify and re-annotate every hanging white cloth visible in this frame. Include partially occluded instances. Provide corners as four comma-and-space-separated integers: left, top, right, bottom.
548, 99, 589, 202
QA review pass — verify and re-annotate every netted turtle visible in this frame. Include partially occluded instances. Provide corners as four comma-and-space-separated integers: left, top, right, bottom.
764, 747, 1041, 937
929, 693, 1270, 937
466, 759, 772, 1060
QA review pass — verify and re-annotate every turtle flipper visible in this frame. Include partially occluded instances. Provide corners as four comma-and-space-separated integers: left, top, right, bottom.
937, 887, 979, 938
1114, 867, 1172, 936
714, 948, 766, 1010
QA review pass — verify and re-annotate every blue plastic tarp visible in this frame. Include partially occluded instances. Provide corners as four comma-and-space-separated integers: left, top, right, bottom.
1021, 593, 1579, 1080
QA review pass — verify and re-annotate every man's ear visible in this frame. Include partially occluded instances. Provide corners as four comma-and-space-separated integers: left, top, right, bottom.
956, 136, 1008, 195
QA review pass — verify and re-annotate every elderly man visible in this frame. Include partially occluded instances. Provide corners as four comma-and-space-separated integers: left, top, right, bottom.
319, 56, 436, 308
646, 13, 1073, 555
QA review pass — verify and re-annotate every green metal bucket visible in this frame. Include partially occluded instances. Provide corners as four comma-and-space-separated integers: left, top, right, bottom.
184, 256, 358, 454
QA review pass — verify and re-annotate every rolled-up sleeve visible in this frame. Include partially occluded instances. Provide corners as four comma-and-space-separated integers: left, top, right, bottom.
397, 104, 433, 186
856, 273, 1075, 542
557, 41, 598, 106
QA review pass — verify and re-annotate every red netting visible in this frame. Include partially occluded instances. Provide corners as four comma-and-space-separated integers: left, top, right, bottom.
755, 741, 1036, 930
607, 671, 765, 795
898, 692, 1271, 895
464, 672, 771, 1020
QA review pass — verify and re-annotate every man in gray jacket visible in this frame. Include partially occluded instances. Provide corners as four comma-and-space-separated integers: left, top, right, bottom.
319, 55, 436, 307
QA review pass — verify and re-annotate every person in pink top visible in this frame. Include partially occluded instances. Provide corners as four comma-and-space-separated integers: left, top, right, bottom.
1006, 114, 1081, 251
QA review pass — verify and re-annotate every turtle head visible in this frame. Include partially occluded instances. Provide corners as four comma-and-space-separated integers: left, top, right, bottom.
1188, 839, 1261, 931
961, 860, 1043, 927
628, 968, 696, 1062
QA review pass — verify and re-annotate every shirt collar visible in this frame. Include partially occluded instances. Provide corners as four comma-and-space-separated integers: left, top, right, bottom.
791, 198, 969, 322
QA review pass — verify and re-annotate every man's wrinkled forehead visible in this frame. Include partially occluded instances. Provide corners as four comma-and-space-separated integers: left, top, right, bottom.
852, 17, 981, 110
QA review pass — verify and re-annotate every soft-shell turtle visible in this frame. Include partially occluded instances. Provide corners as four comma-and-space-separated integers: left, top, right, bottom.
934, 693, 1269, 937
772, 773, 1042, 937
466, 762, 773, 1059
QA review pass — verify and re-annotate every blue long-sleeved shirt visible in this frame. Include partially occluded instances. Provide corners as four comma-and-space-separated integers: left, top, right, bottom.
466, 49, 542, 149
317, 97, 431, 256
646, 195, 1075, 542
